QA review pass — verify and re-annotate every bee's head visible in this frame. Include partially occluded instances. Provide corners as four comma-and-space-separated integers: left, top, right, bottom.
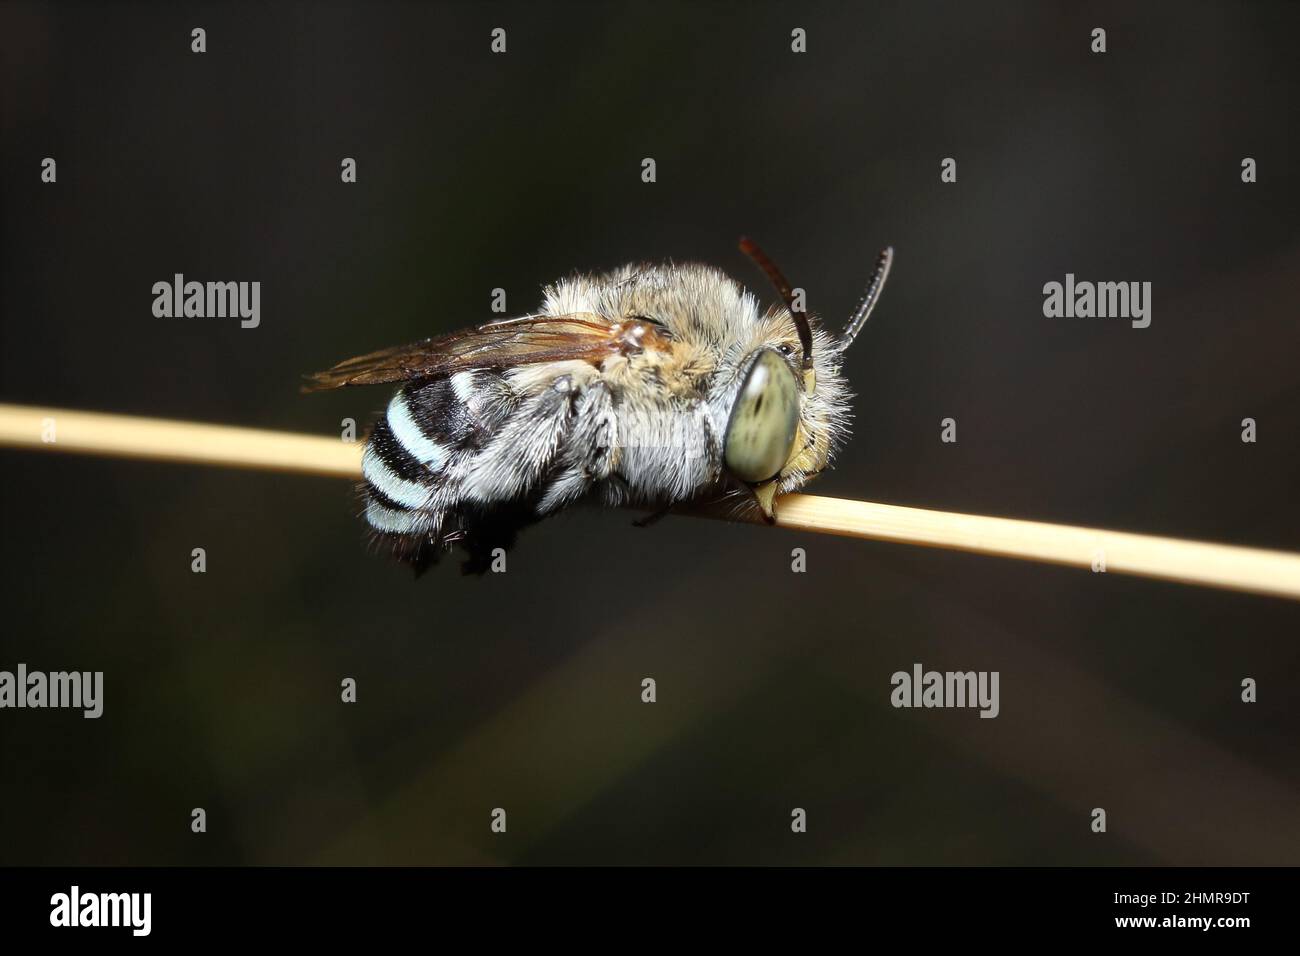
726, 240, 893, 520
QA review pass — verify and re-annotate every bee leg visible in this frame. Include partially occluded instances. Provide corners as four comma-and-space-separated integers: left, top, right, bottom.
632, 507, 672, 528
456, 503, 541, 575
409, 544, 441, 579
366, 522, 446, 577
460, 538, 505, 576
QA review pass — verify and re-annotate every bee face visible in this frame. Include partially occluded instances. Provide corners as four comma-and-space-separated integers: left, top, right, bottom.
709, 309, 853, 515
307, 241, 891, 572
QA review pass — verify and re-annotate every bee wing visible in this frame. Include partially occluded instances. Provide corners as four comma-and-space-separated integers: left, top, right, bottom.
303, 313, 629, 391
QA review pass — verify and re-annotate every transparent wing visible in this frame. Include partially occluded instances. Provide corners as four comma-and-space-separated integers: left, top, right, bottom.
303, 313, 631, 391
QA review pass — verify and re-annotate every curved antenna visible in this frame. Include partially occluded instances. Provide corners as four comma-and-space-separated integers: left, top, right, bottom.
738, 237, 814, 378
840, 246, 894, 351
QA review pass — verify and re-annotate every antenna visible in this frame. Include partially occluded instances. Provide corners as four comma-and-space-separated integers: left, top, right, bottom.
840, 246, 894, 350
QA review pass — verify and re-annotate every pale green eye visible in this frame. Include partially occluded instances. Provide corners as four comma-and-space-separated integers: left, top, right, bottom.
724, 349, 801, 483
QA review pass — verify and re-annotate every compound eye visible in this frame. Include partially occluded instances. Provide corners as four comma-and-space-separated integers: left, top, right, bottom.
724, 349, 801, 483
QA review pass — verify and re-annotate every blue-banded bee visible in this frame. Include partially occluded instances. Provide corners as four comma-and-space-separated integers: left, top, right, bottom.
306, 239, 893, 573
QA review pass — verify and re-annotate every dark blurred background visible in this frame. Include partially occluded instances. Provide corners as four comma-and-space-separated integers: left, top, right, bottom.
1, 1, 1297, 865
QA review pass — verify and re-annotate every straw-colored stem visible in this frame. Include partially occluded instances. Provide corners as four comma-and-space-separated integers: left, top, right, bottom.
0, 403, 361, 478
2, 402, 1298, 601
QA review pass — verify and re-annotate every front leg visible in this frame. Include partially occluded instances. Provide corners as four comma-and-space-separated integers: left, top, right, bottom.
631, 507, 672, 528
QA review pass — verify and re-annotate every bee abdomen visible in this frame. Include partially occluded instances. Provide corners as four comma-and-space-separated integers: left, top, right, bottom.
361, 375, 513, 558
360, 382, 460, 532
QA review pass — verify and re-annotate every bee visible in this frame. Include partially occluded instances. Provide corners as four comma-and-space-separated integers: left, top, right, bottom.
306, 239, 893, 574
